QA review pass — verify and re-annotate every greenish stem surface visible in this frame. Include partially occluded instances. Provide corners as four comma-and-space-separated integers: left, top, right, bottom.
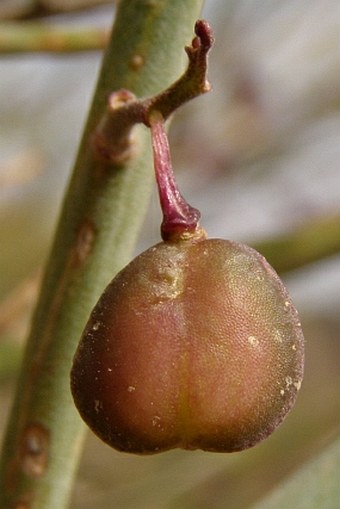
0, 1, 204, 508
0, 0, 111, 20
0, 22, 109, 53
254, 213, 340, 274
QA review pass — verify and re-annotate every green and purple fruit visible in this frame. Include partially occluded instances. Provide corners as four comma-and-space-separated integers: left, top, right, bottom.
70, 237, 304, 454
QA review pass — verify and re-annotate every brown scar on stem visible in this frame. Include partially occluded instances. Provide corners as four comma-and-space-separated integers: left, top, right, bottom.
90, 89, 138, 165
20, 423, 50, 478
91, 20, 214, 165
74, 218, 96, 264
129, 54, 144, 70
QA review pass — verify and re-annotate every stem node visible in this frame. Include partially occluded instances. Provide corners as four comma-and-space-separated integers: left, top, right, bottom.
90, 19, 214, 165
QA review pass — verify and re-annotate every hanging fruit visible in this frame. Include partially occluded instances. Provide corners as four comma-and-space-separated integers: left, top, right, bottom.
70, 21, 304, 454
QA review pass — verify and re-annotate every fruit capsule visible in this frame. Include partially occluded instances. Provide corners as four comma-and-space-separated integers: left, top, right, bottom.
70, 237, 304, 454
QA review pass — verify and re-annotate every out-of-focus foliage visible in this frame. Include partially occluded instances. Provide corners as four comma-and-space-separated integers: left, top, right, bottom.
251, 434, 340, 509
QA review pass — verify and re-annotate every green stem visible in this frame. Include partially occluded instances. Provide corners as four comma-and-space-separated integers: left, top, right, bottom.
0, 0, 111, 20
0, 1, 204, 508
254, 213, 340, 274
0, 22, 109, 53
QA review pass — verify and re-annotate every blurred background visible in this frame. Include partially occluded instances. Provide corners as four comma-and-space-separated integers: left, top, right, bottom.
1, 1, 339, 507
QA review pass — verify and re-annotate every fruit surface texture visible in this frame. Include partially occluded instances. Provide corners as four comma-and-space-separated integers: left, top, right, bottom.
71, 238, 304, 454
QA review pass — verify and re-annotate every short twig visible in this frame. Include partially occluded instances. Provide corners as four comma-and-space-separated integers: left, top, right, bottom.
91, 20, 214, 164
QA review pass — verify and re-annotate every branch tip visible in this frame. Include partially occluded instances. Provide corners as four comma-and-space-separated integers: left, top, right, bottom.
194, 19, 214, 50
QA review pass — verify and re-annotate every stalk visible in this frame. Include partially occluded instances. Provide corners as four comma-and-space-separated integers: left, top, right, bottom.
0, 22, 109, 53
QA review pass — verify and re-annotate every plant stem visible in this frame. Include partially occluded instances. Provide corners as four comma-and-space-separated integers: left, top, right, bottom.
0, 1, 204, 508
91, 19, 213, 163
0, 0, 111, 20
254, 213, 340, 274
150, 114, 203, 241
0, 22, 109, 53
